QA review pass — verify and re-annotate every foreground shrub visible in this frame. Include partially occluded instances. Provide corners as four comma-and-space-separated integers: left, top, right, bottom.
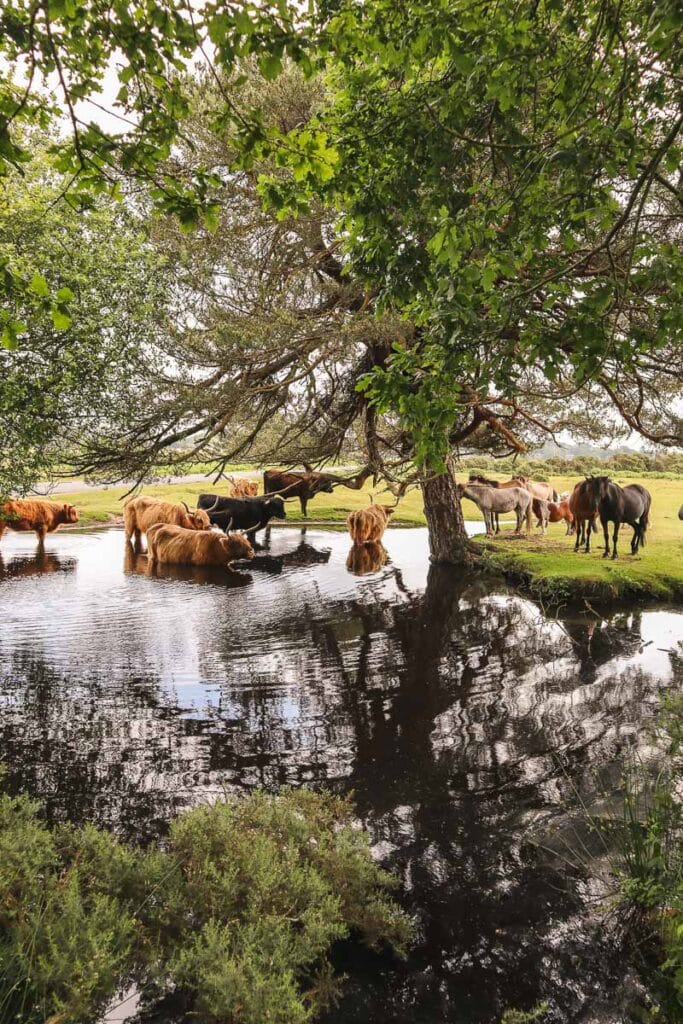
0, 790, 410, 1023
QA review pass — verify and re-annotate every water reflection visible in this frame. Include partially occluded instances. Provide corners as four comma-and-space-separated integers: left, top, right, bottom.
0, 547, 77, 580
346, 541, 389, 575
0, 527, 680, 1022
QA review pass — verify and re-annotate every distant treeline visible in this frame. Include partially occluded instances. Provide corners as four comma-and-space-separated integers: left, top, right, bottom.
460, 451, 683, 480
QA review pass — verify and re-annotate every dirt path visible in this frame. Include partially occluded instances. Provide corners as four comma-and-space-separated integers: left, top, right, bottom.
30, 470, 259, 496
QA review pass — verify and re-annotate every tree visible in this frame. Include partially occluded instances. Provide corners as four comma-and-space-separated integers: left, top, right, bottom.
0, 0, 318, 333
3, 2, 681, 563
0, 141, 168, 496
261, 0, 682, 544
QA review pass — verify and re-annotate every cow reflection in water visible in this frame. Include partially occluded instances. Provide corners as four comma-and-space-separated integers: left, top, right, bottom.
0, 549, 76, 580
233, 530, 332, 574
123, 541, 252, 588
346, 541, 388, 576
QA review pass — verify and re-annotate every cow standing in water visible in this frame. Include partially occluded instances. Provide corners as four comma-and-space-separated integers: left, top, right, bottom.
197, 494, 286, 536
347, 502, 395, 544
123, 496, 210, 546
0, 499, 79, 543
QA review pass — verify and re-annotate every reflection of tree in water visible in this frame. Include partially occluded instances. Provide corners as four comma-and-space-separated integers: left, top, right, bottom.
318, 566, 674, 1023
0, 551, 679, 1021
0, 652, 196, 840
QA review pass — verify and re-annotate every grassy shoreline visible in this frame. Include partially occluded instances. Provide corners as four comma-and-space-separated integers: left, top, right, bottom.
50, 473, 683, 604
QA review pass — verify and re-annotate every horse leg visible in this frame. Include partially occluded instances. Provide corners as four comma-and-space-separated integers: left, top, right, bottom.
574, 517, 582, 551
495, 512, 500, 534
584, 516, 592, 553
485, 510, 494, 537
631, 522, 639, 555
602, 516, 610, 559
612, 521, 620, 560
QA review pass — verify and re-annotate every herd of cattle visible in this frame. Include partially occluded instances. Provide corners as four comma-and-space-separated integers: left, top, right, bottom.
0, 465, 675, 570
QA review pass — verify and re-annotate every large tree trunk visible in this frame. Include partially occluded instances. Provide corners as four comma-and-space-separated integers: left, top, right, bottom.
421, 454, 474, 565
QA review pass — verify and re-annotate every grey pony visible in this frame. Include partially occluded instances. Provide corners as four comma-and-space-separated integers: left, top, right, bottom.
455, 482, 532, 537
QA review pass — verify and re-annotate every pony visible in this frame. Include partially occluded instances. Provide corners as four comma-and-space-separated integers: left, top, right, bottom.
456, 481, 532, 537
511, 475, 558, 503
583, 476, 651, 559
568, 480, 600, 552
469, 474, 554, 535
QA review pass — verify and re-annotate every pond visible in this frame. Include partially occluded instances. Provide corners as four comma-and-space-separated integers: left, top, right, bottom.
0, 526, 681, 1023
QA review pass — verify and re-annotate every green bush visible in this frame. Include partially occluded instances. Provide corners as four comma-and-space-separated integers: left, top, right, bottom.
0, 790, 410, 1024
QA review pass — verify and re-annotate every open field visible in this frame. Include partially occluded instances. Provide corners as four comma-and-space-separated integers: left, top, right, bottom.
54, 472, 683, 601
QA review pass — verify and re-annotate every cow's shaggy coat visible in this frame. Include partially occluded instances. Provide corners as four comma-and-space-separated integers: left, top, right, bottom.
123, 496, 210, 544
146, 523, 254, 566
347, 504, 395, 544
228, 477, 259, 497
0, 499, 79, 542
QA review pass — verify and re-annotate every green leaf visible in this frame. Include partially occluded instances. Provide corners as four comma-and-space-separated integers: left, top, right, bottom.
51, 306, 72, 330
29, 273, 50, 297
259, 53, 283, 80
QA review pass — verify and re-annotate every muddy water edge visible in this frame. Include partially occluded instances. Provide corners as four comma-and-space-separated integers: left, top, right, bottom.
0, 526, 681, 1023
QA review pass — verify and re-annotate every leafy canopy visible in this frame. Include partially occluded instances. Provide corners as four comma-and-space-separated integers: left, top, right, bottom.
268, 0, 683, 462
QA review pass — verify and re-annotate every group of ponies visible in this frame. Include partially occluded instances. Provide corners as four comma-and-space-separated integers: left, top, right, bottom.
568, 476, 651, 559
460, 472, 653, 560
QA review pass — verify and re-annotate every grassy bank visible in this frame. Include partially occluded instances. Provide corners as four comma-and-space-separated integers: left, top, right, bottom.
473, 475, 683, 604
56, 472, 683, 602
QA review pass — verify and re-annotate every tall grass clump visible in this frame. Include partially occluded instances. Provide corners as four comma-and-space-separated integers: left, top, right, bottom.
0, 789, 411, 1024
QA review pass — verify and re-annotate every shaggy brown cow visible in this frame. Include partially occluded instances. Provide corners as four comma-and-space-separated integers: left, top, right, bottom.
347, 503, 395, 544
0, 498, 79, 542
228, 477, 259, 497
123, 496, 211, 544
346, 541, 388, 575
146, 523, 254, 567
264, 466, 373, 517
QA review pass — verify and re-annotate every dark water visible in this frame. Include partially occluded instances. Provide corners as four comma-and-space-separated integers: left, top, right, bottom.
0, 527, 681, 1023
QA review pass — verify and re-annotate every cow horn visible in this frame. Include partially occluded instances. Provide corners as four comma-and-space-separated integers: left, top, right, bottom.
243, 522, 262, 534
225, 517, 233, 532
205, 496, 221, 513
181, 500, 191, 513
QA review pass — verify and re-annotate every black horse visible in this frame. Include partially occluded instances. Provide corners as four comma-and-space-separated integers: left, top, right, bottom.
583, 476, 651, 560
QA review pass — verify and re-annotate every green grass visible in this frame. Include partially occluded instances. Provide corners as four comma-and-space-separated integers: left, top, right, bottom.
471, 475, 683, 603
60, 472, 683, 602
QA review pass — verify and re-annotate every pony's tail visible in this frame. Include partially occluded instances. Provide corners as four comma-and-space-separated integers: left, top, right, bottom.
639, 508, 650, 547
591, 517, 599, 533
526, 501, 533, 534
552, 489, 559, 502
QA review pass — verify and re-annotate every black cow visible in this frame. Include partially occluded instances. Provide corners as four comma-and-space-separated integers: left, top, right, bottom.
197, 494, 286, 535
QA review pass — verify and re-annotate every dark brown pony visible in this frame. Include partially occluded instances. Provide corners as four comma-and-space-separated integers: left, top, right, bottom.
568, 480, 600, 552
583, 476, 651, 559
